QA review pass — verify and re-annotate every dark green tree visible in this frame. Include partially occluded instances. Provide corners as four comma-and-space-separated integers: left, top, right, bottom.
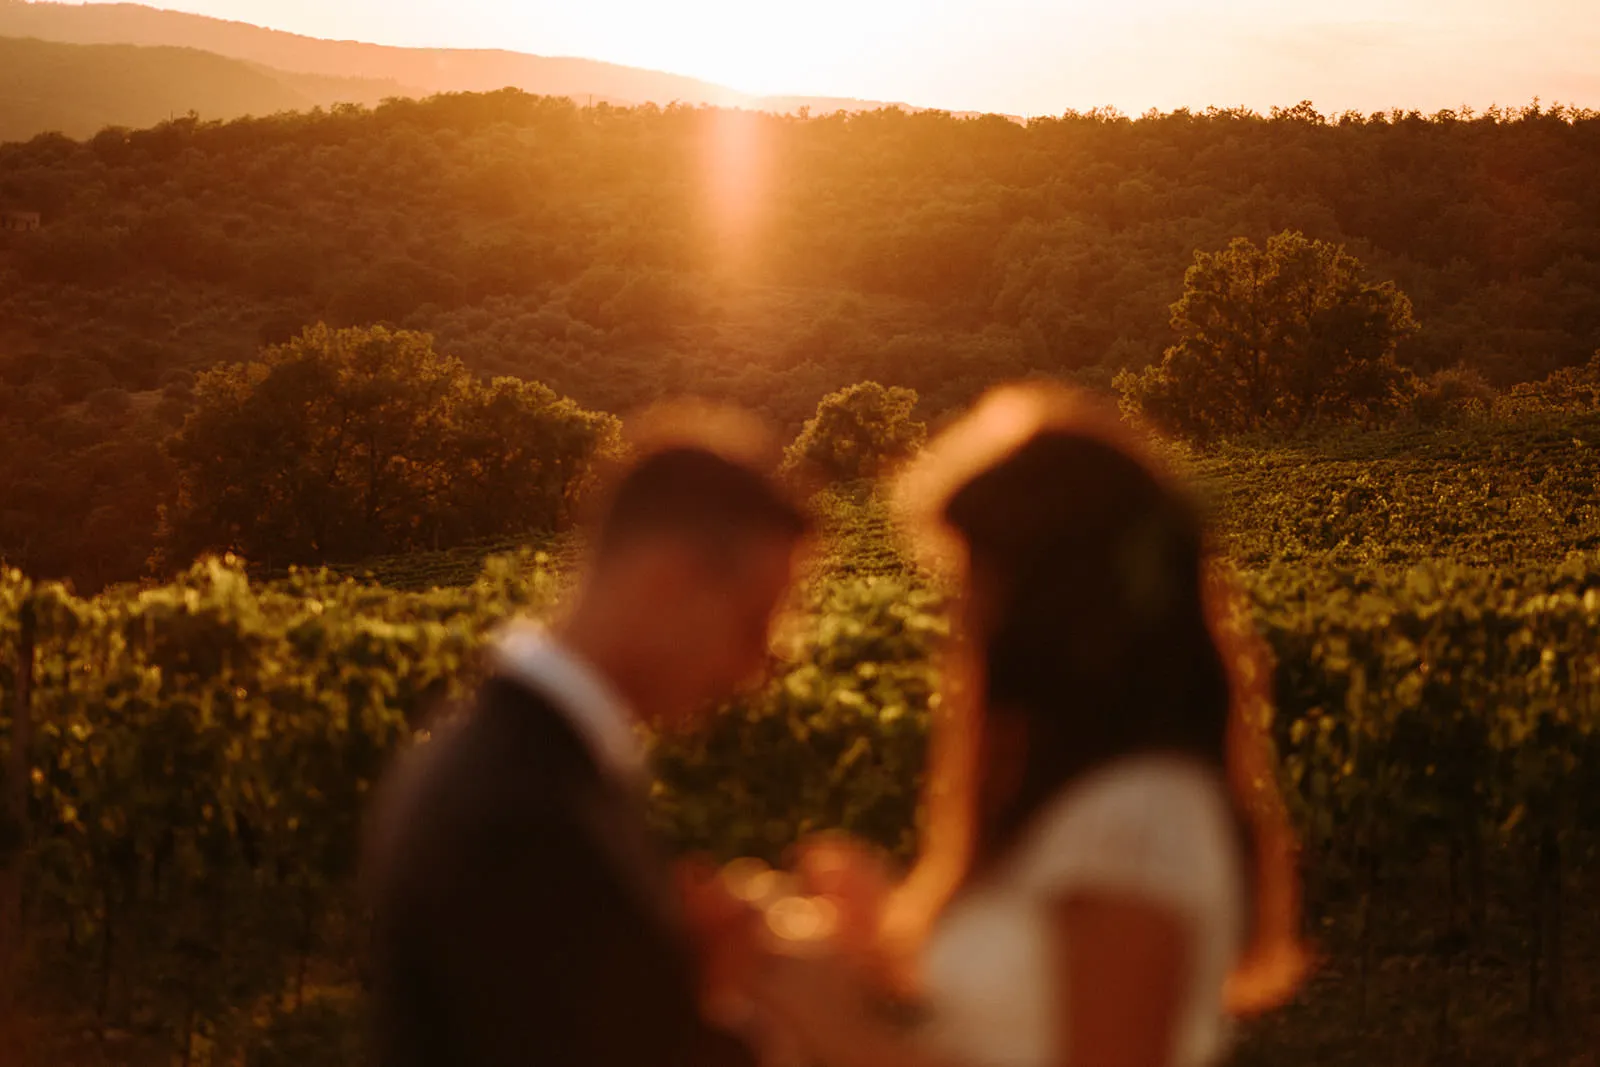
782, 382, 926, 484
1408, 366, 1497, 426
160, 324, 617, 568
436, 375, 622, 543
1116, 231, 1418, 438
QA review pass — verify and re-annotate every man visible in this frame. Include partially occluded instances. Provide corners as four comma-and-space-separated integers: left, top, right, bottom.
367, 405, 809, 1067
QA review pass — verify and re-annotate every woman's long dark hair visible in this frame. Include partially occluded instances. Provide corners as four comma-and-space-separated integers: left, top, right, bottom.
885, 384, 1307, 1014
947, 429, 1232, 864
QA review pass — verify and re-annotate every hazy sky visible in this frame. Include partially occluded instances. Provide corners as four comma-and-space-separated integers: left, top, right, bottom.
98, 0, 1600, 114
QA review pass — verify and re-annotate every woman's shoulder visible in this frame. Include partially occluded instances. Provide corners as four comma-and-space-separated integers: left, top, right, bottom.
1061, 753, 1234, 822
1007, 754, 1242, 912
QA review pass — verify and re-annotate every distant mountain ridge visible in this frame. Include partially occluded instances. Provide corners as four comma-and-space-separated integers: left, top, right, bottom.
0, 0, 1014, 120
0, 35, 415, 140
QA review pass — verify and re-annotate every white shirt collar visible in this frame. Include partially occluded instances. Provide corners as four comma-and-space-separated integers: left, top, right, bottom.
489, 619, 647, 784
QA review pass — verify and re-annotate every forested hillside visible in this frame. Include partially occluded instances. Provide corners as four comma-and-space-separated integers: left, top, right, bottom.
2, 92, 1598, 587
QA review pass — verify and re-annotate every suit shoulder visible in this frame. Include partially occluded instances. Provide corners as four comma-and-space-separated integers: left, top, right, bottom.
367, 682, 592, 868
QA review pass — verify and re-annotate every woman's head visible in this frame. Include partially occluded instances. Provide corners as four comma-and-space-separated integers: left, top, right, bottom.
942, 412, 1224, 848
891, 383, 1306, 1013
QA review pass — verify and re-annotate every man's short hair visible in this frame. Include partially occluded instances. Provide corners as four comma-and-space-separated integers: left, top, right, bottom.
590, 401, 809, 557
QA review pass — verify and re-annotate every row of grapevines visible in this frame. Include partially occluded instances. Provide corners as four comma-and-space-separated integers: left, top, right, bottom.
2, 544, 1598, 1057
1185, 413, 1600, 567
1248, 560, 1600, 1026
0, 554, 556, 1060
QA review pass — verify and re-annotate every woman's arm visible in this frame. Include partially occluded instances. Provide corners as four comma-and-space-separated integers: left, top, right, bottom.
759, 894, 1192, 1067
1050, 893, 1192, 1067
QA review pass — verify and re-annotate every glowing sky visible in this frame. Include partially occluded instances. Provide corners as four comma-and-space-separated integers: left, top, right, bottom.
74, 0, 1600, 114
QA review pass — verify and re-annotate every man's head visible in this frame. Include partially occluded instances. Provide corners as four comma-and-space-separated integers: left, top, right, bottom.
565, 403, 809, 729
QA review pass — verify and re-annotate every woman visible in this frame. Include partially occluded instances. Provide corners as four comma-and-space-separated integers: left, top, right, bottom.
746, 385, 1308, 1067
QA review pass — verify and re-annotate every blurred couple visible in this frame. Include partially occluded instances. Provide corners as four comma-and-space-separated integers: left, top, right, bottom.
366, 385, 1309, 1067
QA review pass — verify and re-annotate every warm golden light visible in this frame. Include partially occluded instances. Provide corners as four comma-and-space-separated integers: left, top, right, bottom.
764, 894, 839, 947
721, 856, 784, 904
700, 107, 771, 269
146, 0, 1599, 115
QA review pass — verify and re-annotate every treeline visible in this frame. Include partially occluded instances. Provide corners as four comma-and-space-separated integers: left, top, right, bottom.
3, 313, 1598, 591
3, 93, 1600, 585
159, 325, 619, 571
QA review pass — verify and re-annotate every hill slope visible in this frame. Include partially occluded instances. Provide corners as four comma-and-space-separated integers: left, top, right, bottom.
1, 95, 1597, 588
0, 0, 936, 115
0, 35, 414, 140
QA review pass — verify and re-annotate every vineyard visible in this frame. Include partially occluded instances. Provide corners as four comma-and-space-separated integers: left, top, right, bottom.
3, 419, 1600, 1065
1190, 413, 1600, 568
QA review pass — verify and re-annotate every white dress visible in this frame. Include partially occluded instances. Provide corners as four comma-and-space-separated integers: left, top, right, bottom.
919, 756, 1245, 1067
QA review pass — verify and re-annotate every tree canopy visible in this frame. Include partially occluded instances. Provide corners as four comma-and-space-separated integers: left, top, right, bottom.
3, 93, 1600, 584
160, 324, 617, 568
1116, 231, 1417, 437
783, 382, 926, 484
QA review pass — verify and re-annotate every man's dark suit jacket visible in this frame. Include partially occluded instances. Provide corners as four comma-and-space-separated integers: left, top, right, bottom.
367, 674, 752, 1067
